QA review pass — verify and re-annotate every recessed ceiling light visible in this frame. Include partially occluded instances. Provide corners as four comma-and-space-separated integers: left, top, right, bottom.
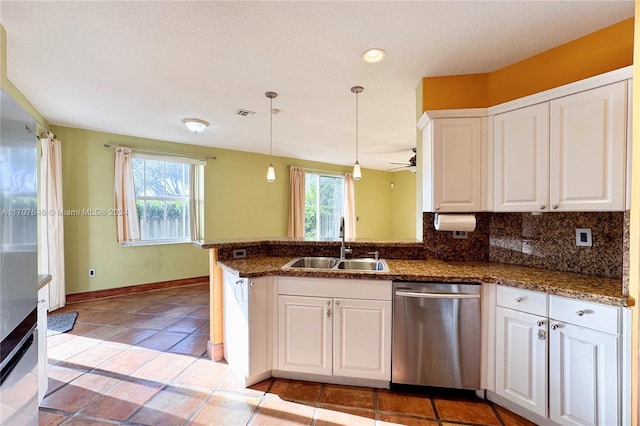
361, 48, 387, 63
182, 118, 209, 133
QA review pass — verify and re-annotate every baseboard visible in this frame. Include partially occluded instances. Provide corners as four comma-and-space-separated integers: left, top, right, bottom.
66, 276, 209, 303
208, 341, 224, 361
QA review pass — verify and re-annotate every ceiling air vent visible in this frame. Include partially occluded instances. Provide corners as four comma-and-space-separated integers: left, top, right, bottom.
236, 109, 256, 117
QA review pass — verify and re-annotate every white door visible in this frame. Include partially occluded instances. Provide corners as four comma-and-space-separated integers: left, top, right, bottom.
549, 81, 627, 211
495, 307, 547, 417
549, 322, 619, 426
431, 117, 484, 212
278, 295, 332, 376
333, 298, 391, 380
493, 103, 549, 212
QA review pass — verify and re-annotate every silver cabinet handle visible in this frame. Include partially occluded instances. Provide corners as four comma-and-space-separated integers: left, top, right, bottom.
435, 206, 440, 211
539, 205, 546, 210
537, 320, 544, 327
249, 281, 254, 287
327, 308, 331, 318
395, 291, 480, 299
336, 300, 340, 306
552, 204, 559, 210
551, 323, 560, 330
576, 310, 585, 316
537, 329, 546, 340
515, 297, 524, 303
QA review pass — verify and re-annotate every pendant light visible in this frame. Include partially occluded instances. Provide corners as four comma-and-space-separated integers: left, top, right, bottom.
265, 91, 278, 182
351, 86, 363, 180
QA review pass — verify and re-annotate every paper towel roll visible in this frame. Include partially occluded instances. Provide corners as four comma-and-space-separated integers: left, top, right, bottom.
434, 213, 476, 232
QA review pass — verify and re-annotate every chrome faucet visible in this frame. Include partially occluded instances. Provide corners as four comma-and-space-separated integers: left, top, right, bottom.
339, 216, 352, 259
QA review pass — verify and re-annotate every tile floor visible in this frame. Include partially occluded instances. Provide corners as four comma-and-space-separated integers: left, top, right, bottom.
39, 283, 535, 426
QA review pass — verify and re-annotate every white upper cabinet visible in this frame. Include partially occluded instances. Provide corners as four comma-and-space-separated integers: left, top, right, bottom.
419, 114, 487, 212
492, 81, 628, 212
549, 81, 627, 211
493, 103, 550, 212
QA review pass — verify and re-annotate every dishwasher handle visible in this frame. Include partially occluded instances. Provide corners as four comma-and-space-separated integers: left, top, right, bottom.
395, 290, 480, 299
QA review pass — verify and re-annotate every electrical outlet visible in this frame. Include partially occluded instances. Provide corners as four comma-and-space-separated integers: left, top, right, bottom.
453, 231, 469, 239
88, 268, 96, 277
232, 249, 247, 259
575, 228, 592, 247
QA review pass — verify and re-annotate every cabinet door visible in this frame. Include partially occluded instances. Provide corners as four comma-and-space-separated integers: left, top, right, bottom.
333, 298, 391, 380
248, 277, 269, 379
495, 307, 547, 417
429, 117, 484, 212
550, 322, 619, 426
278, 295, 332, 376
493, 104, 549, 212
222, 271, 249, 377
549, 81, 627, 211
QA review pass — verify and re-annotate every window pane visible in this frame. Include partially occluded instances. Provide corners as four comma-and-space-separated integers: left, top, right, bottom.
142, 199, 166, 240
166, 200, 188, 239
165, 162, 189, 197
133, 158, 144, 196
304, 173, 344, 240
144, 160, 165, 196
318, 175, 343, 239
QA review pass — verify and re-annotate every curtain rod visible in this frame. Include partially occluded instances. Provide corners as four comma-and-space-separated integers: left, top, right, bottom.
287, 164, 347, 176
103, 144, 216, 161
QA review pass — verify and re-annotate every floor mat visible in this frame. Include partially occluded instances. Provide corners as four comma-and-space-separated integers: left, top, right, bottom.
47, 311, 78, 336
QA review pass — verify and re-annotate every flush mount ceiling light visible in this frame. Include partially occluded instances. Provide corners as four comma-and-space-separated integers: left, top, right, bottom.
351, 86, 363, 180
361, 48, 386, 63
266, 91, 278, 182
182, 118, 209, 133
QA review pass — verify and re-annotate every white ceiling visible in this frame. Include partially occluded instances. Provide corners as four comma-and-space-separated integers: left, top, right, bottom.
0, 1, 634, 171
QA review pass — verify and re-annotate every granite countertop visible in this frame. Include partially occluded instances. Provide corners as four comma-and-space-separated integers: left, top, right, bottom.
38, 274, 52, 290
217, 257, 628, 307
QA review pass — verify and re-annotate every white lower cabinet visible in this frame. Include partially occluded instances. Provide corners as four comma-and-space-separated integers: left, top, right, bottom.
549, 296, 620, 426
492, 286, 625, 426
277, 277, 392, 383
222, 271, 272, 387
495, 306, 547, 417
278, 295, 332, 376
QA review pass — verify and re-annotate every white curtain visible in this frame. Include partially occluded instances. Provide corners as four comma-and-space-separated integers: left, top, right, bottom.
114, 147, 141, 243
287, 166, 306, 238
39, 132, 66, 311
189, 164, 204, 241
344, 173, 356, 239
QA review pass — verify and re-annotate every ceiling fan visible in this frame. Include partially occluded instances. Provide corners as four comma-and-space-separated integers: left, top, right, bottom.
387, 148, 417, 172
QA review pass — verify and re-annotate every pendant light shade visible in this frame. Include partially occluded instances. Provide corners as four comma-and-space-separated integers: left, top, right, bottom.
351, 86, 363, 180
267, 164, 276, 182
265, 91, 278, 182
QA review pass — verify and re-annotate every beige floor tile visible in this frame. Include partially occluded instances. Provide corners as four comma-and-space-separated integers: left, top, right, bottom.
172, 358, 230, 390
315, 406, 376, 426
379, 414, 439, 426
269, 379, 322, 404
131, 351, 196, 383
189, 391, 260, 426
128, 385, 210, 425
250, 397, 315, 426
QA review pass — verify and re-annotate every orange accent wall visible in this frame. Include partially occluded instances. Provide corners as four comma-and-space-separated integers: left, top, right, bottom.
420, 17, 634, 111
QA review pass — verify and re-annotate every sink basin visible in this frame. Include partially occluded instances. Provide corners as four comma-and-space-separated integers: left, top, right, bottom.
283, 256, 388, 272
285, 257, 339, 269
336, 258, 389, 272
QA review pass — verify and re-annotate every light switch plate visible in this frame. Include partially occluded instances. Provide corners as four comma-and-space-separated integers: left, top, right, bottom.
575, 228, 592, 247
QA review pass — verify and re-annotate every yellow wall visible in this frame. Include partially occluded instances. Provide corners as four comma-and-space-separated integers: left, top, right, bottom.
391, 171, 417, 239
52, 125, 413, 294
420, 18, 634, 111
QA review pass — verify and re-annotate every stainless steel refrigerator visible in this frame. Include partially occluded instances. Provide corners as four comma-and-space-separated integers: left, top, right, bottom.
0, 88, 39, 424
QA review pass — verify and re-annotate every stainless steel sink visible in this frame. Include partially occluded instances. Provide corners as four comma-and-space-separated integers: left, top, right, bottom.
336, 258, 389, 272
283, 256, 388, 272
285, 257, 339, 269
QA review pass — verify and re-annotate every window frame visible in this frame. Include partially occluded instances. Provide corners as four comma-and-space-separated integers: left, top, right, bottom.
125, 153, 193, 246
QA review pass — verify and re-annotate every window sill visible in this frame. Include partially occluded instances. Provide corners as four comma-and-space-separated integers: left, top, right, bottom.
122, 239, 192, 247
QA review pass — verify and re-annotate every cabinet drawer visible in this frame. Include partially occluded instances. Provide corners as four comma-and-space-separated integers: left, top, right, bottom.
549, 295, 619, 334
497, 286, 547, 316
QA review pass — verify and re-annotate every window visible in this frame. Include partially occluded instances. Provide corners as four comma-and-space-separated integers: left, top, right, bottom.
304, 173, 344, 239
132, 155, 191, 242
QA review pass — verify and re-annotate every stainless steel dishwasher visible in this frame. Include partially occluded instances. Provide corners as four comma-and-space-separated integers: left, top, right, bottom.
392, 281, 481, 390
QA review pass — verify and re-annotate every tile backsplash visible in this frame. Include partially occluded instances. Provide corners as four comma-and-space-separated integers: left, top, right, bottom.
423, 211, 624, 278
